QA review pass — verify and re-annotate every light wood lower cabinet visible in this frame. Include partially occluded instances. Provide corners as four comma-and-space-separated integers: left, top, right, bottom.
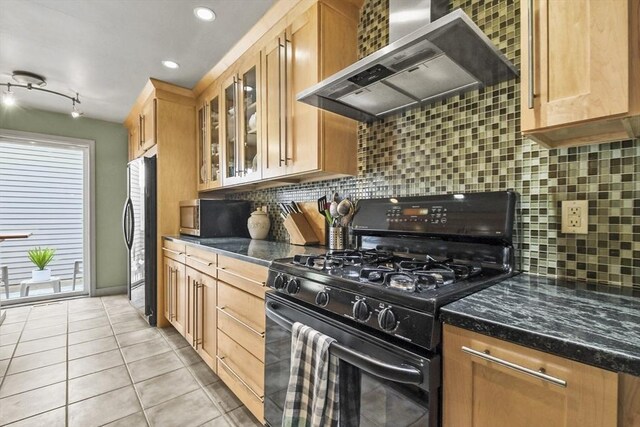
216, 255, 268, 422
443, 324, 619, 427
161, 241, 267, 423
185, 266, 217, 371
163, 256, 186, 336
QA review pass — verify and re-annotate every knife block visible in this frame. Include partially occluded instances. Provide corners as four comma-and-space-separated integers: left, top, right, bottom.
283, 213, 320, 246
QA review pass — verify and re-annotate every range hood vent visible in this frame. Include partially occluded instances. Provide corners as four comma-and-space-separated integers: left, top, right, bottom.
297, 0, 518, 122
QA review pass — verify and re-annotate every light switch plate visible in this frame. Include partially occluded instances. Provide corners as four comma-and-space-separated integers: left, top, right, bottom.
561, 200, 589, 234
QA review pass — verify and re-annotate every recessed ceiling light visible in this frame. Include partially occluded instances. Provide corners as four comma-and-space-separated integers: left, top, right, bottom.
194, 7, 216, 21
162, 60, 180, 69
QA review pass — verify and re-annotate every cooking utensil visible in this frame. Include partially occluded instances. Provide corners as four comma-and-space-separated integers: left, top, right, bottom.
317, 196, 327, 214
329, 201, 339, 218
336, 198, 354, 217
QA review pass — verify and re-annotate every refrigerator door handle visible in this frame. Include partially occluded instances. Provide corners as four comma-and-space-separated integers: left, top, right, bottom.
122, 198, 130, 248
128, 199, 135, 249
123, 198, 134, 250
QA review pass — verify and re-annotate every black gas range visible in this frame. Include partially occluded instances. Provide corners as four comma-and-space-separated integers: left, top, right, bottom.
267, 191, 517, 352
264, 191, 518, 426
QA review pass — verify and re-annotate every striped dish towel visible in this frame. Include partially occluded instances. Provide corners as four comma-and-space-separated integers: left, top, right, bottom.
282, 322, 340, 427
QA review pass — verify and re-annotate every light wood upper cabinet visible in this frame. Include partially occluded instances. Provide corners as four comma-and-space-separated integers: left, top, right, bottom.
196, 88, 223, 191
443, 325, 619, 427
261, 2, 359, 180
220, 54, 263, 187
521, 0, 640, 148
196, 0, 361, 191
140, 96, 156, 151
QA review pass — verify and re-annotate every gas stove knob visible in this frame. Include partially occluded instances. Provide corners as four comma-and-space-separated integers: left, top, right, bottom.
378, 307, 398, 331
273, 274, 287, 290
286, 278, 300, 294
315, 291, 329, 307
352, 300, 371, 322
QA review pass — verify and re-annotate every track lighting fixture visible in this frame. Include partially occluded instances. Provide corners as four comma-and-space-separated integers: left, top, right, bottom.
1, 71, 83, 118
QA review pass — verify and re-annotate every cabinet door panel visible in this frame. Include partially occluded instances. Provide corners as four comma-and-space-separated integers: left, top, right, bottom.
443, 325, 618, 427
196, 104, 207, 190
197, 273, 216, 372
522, 0, 629, 131
184, 267, 197, 346
209, 94, 222, 187
262, 36, 287, 179
287, 6, 319, 175
172, 261, 187, 335
141, 97, 156, 150
162, 257, 171, 322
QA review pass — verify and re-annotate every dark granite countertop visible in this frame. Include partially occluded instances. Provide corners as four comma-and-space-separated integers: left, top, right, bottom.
164, 235, 326, 267
440, 274, 640, 376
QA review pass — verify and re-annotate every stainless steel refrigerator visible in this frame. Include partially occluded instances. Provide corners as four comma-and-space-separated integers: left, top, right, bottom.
123, 156, 157, 325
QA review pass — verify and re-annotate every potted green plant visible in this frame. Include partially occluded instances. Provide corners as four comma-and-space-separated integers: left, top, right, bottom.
27, 247, 55, 281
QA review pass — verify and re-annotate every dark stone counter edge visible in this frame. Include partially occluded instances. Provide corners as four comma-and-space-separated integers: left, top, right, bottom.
163, 236, 271, 267
440, 310, 640, 377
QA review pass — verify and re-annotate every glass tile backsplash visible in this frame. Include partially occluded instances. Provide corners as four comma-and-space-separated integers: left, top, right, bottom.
226, 0, 639, 289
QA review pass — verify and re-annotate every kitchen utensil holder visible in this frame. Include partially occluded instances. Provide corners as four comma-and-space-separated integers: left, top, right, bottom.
328, 226, 346, 251
283, 213, 319, 246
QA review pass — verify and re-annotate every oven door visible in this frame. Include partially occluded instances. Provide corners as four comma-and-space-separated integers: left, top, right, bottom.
265, 293, 440, 427
179, 201, 200, 236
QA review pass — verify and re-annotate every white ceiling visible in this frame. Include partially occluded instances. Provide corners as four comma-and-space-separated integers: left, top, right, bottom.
0, 0, 277, 123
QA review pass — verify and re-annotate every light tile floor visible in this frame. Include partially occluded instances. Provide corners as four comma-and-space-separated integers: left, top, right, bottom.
0, 295, 263, 427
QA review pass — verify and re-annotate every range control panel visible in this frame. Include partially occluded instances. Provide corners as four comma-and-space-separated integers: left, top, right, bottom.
352, 191, 516, 242
386, 205, 448, 225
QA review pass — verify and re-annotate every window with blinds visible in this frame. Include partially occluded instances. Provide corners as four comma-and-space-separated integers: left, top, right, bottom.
0, 139, 86, 287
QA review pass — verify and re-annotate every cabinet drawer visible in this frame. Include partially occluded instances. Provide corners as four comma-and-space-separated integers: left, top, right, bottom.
443, 325, 618, 427
162, 239, 186, 263
217, 313, 264, 362
217, 255, 268, 298
218, 331, 264, 395
185, 246, 217, 277
217, 354, 264, 423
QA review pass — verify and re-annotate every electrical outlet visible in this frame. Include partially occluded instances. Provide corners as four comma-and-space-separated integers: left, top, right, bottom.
561, 200, 589, 234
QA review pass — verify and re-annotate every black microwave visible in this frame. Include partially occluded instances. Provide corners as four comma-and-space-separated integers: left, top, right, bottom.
179, 199, 251, 238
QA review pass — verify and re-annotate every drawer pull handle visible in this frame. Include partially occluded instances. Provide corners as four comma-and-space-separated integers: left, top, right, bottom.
217, 306, 265, 337
461, 346, 567, 388
187, 255, 213, 267
218, 267, 266, 286
217, 356, 264, 402
162, 247, 183, 256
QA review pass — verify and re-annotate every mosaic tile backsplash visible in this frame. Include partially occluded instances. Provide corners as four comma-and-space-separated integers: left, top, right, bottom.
229, 0, 640, 288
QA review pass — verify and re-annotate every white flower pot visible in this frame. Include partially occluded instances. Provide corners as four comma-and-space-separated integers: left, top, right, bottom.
32, 268, 51, 282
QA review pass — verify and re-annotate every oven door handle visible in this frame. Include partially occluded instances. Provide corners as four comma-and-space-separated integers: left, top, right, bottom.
266, 304, 423, 385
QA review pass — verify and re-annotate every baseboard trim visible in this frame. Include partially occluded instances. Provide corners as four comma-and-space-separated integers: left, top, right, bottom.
94, 285, 127, 297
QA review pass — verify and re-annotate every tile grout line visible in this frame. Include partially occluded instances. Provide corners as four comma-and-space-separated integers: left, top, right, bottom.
0, 305, 30, 391
0, 304, 71, 427
101, 296, 152, 427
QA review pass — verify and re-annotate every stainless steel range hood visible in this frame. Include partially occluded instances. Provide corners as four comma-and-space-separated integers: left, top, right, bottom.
297, 0, 518, 122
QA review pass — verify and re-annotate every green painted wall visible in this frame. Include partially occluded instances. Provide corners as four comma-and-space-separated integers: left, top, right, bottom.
0, 105, 127, 291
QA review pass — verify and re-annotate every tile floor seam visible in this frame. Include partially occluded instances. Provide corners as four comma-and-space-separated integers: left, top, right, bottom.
101, 296, 151, 427
0, 305, 30, 391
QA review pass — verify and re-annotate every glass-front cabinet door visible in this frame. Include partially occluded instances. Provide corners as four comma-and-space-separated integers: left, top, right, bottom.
196, 103, 208, 190
209, 93, 221, 188
221, 56, 262, 186
239, 59, 261, 181
223, 74, 238, 182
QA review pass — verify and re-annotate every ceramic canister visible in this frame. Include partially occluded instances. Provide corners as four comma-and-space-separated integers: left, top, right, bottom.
247, 209, 270, 240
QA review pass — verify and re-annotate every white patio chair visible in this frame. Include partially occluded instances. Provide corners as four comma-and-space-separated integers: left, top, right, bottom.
1, 266, 8, 298
72, 260, 82, 290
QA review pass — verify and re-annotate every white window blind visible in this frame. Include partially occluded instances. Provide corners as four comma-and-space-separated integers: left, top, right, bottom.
0, 139, 84, 284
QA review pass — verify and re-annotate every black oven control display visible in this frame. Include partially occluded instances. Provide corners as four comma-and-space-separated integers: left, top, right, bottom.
352, 191, 516, 243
